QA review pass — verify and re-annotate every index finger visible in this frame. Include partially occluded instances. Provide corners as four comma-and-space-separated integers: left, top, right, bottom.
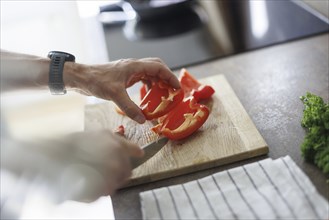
112, 89, 146, 124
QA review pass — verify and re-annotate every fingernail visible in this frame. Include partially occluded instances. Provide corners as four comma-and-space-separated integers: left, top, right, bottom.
134, 115, 146, 124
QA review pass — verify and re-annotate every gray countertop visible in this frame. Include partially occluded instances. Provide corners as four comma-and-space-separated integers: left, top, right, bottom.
112, 33, 329, 219
1, 1, 327, 218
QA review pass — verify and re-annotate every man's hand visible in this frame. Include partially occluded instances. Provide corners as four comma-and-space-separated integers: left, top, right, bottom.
1, 130, 144, 203
64, 58, 180, 124
62, 130, 144, 200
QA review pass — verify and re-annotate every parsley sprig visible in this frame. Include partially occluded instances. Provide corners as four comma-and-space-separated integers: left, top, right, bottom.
300, 92, 329, 174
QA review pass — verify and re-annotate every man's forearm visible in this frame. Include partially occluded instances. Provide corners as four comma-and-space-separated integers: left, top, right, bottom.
0, 50, 50, 91
0, 50, 88, 92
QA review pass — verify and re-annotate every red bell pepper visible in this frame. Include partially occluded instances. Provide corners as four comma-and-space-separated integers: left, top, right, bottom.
140, 83, 148, 100
151, 97, 210, 140
114, 125, 125, 136
140, 81, 184, 120
179, 68, 215, 102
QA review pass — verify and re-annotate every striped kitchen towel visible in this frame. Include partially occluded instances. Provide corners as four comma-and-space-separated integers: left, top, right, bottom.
140, 156, 329, 219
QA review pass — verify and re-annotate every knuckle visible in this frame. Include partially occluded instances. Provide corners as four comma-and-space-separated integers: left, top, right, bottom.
116, 58, 137, 67
151, 57, 163, 63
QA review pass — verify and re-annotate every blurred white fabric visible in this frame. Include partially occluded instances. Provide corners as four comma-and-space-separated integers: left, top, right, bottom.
140, 156, 329, 220
1, 169, 114, 220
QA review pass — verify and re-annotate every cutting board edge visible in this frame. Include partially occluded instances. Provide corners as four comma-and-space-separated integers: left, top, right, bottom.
123, 144, 269, 188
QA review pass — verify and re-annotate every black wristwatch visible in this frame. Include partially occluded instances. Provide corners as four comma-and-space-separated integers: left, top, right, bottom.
47, 51, 75, 95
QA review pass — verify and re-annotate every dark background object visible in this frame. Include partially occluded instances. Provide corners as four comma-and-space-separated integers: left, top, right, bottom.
122, 5, 203, 40
100, 0, 194, 21
101, 0, 329, 70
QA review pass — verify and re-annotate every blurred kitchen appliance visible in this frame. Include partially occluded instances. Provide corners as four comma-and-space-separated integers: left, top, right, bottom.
100, 0, 329, 70
99, 0, 194, 22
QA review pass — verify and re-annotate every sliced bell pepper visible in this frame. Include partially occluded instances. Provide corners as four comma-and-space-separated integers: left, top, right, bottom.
179, 68, 215, 102
114, 125, 125, 136
151, 97, 210, 140
140, 83, 148, 100
140, 81, 184, 120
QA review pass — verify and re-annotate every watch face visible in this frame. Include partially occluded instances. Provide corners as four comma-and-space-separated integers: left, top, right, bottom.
48, 51, 75, 62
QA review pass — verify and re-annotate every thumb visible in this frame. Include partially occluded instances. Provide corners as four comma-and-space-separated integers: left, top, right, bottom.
128, 143, 144, 158
113, 90, 146, 124
120, 138, 144, 158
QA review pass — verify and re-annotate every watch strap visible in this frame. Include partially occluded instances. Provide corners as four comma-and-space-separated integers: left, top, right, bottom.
49, 54, 66, 95
48, 51, 75, 95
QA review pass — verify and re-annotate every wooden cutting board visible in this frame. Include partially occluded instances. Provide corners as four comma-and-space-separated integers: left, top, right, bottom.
84, 74, 268, 187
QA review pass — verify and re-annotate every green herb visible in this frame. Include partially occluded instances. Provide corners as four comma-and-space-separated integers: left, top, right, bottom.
300, 92, 329, 174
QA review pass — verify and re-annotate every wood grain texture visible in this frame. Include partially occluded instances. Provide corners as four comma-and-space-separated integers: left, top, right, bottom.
84, 74, 268, 187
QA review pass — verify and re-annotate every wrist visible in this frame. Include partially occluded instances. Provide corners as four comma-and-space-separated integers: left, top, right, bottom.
63, 62, 90, 90
36, 57, 51, 87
